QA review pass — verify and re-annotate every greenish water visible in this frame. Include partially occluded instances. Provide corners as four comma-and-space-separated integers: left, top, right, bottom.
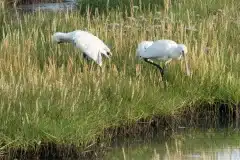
105, 128, 240, 160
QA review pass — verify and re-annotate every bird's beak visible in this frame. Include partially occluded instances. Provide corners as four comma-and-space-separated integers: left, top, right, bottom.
105, 54, 110, 59
103, 52, 112, 59
136, 55, 143, 60
183, 54, 191, 76
108, 52, 113, 58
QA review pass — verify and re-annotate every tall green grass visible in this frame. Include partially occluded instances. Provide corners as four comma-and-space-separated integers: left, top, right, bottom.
78, 0, 165, 15
0, 0, 240, 157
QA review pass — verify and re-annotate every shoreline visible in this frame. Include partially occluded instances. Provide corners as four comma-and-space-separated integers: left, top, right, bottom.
2, 102, 238, 160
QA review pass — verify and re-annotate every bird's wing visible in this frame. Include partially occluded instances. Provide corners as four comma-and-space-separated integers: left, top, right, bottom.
136, 41, 154, 57
72, 33, 103, 66
75, 31, 111, 58
142, 40, 177, 59
80, 31, 111, 51
88, 33, 111, 57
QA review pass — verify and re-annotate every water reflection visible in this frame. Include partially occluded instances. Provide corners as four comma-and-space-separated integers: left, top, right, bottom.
217, 149, 240, 160
105, 129, 240, 160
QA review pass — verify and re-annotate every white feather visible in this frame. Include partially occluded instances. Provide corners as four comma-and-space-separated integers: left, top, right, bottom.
136, 41, 154, 58
52, 30, 112, 66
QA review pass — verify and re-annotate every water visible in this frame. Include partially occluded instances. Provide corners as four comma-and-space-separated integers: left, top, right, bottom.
105, 128, 240, 160
16, 0, 77, 12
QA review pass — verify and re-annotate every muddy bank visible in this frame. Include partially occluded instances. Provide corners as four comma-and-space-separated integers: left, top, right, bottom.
2, 102, 239, 160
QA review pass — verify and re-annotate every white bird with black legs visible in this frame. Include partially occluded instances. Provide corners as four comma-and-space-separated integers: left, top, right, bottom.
52, 30, 112, 67
136, 39, 191, 78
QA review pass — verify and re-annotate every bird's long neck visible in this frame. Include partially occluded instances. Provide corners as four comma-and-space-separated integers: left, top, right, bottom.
58, 32, 74, 43
169, 44, 182, 59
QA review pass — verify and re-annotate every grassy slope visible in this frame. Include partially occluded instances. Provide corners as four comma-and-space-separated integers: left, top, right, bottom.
0, 0, 240, 153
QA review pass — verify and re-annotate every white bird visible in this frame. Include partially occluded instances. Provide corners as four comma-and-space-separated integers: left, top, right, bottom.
136, 39, 191, 78
52, 30, 112, 67
136, 41, 154, 57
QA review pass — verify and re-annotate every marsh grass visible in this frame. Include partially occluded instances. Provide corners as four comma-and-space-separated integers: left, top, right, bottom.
0, 0, 240, 158
77, 0, 165, 16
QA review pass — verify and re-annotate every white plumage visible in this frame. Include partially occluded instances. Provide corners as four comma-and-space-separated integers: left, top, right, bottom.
136, 39, 191, 77
136, 41, 154, 57
52, 30, 112, 66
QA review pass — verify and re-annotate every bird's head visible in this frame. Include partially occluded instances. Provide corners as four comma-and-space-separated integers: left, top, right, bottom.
106, 51, 113, 57
52, 32, 65, 44
178, 44, 188, 58
101, 44, 113, 58
102, 51, 113, 58
177, 44, 191, 76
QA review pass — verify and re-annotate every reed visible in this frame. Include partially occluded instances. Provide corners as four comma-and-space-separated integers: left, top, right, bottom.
0, 0, 239, 158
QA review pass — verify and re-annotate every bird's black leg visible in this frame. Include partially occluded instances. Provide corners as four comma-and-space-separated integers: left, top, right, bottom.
83, 53, 90, 61
162, 64, 167, 74
143, 58, 164, 78
82, 52, 87, 59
